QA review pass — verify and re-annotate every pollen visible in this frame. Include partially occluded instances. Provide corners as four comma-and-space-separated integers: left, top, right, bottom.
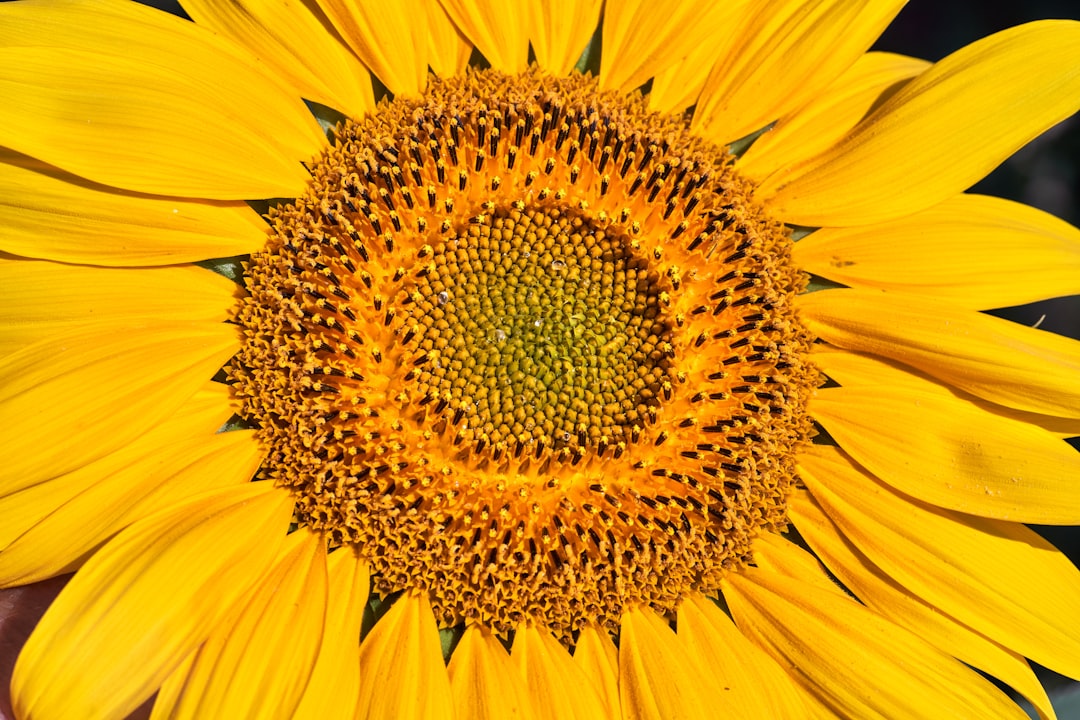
231, 67, 817, 639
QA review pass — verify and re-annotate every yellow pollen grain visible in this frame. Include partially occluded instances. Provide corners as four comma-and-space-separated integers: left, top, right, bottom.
231, 67, 817, 639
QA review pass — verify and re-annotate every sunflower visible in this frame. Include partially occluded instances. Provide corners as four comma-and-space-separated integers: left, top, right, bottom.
2, 0, 1080, 717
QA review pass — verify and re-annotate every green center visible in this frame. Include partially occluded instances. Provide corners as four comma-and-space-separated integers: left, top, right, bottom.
407, 204, 675, 458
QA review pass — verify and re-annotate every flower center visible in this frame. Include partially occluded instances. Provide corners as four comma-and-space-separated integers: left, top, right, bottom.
408, 204, 675, 460
232, 68, 816, 639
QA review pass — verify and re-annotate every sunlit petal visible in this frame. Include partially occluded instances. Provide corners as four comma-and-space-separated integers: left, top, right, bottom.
11, 484, 294, 720
761, 20, 1080, 225
0, 0, 324, 199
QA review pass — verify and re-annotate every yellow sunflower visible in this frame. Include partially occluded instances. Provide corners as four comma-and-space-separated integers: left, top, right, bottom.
2, 0, 1080, 718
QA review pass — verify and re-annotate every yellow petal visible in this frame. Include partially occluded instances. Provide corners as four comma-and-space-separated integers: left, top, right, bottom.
527, 0, 603, 75
646, 1, 755, 114
182, 0, 374, 115
739, 535, 882, 718
793, 193, 1080, 309
572, 626, 620, 719
619, 607, 710, 720
0, 383, 231, 579
0, 321, 238, 496
512, 624, 607, 720
0, 0, 323, 199
723, 555, 1028, 719
789, 487, 1057, 720
749, 531, 849, 598
678, 594, 809, 718
811, 383, 1080, 523
449, 624, 536, 720
760, 20, 1080, 226
427, 1, 473, 78
737, 52, 928, 182
0, 152, 267, 266
417, 0, 580, 78
799, 288, 1080, 418
356, 594, 454, 720
293, 548, 370, 720
150, 653, 198, 720
813, 345, 1080, 440
798, 444, 1080, 682
0, 430, 261, 587
158, 381, 237, 430
599, 0, 740, 94
0, 260, 236, 357
437, 0, 528, 73
315, 0, 428, 96
0, 382, 231, 553
159, 529, 327, 720
647, 42, 724, 115
10, 483, 294, 720
693, 0, 906, 145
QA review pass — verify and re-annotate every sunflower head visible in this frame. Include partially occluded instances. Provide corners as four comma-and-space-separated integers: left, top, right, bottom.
230, 67, 817, 638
